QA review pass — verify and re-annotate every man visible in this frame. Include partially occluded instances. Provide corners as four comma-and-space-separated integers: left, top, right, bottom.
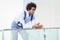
11, 2, 43, 40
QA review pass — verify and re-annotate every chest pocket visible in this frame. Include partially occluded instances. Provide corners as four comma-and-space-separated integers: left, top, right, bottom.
24, 11, 33, 23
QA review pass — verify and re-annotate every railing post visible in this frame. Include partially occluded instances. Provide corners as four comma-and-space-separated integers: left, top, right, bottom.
44, 28, 46, 40
2, 30, 4, 40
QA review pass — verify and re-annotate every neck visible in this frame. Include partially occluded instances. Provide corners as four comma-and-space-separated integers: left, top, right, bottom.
28, 11, 31, 14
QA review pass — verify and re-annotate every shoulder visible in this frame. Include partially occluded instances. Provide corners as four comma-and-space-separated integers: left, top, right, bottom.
17, 11, 25, 18
14, 11, 25, 21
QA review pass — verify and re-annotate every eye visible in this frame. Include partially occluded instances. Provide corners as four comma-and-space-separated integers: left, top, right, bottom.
32, 8, 36, 11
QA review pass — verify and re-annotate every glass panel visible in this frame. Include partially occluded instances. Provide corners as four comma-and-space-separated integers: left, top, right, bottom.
44, 29, 58, 40
3, 29, 44, 40
0, 28, 59, 40
58, 29, 60, 40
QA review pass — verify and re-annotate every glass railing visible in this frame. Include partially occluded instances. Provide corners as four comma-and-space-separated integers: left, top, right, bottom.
0, 27, 60, 40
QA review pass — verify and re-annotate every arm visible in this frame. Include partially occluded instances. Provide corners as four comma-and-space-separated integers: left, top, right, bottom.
15, 12, 43, 29
23, 18, 43, 29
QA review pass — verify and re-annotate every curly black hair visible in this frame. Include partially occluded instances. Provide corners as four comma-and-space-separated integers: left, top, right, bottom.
26, 2, 37, 11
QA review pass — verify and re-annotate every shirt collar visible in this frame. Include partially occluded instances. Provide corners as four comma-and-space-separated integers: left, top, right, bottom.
25, 10, 30, 17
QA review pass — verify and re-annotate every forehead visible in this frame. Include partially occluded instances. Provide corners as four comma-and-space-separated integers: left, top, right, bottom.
31, 7, 36, 9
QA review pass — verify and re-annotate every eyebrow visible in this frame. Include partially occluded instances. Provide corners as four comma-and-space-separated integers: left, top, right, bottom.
32, 9, 36, 10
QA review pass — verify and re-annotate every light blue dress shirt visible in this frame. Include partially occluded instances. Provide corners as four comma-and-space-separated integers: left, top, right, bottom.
12, 10, 35, 29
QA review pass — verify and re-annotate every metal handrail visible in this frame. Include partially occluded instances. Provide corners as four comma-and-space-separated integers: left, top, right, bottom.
0, 27, 60, 31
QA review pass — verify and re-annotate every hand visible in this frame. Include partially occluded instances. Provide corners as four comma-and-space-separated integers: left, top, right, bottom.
32, 24, 43, 29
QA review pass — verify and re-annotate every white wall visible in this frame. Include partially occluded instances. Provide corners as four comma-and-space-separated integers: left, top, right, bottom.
0, 0, 23, 30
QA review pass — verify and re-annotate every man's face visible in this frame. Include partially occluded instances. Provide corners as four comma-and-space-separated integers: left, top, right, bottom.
28, 7, 36, 15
